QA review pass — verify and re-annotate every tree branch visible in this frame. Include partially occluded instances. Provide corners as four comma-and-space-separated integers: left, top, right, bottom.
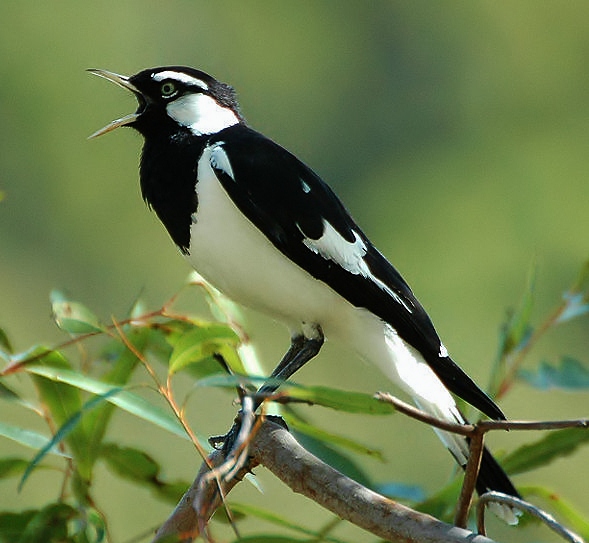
151, 418, 499, 543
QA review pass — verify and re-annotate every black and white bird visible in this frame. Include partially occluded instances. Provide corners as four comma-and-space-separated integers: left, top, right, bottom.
89, 66, 520, 523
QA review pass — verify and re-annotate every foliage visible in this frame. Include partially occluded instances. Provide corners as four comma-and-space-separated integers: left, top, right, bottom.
1, 263, 589, 543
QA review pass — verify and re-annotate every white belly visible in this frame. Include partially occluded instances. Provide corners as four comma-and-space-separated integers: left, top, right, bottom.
186, 147, 355, 334
187, 148, 464, 457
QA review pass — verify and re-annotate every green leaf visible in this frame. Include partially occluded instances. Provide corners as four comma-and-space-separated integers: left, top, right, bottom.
0, 421, 69, 457
229, 537, 307, 543
25, 364, 190, 440
0, 380, 38, 412
518, 357, 589, 390
83, 327, 150, 467
0, 327, 12, 354
100, 442, 189, 504
17, 502, 77, 543
50, 290, 105, 334
100, 442, 159, 482
196, 375, 396, 414
498, 265, 536, 359
283, 414, 384, 460
27, 349, 94, 478
0, 457, 30, 479
375, 482, 426, 502
415, 477, 462, 523
281, 384, 396, 414
293, 429, 373, 487
0, 510, 36, 543
502, 427, 589, 475
524, 485, 589, 541
224, 503, 349, 543
168, 323, 240, 375
19, 387, 123, 491
558, 259, 589, 324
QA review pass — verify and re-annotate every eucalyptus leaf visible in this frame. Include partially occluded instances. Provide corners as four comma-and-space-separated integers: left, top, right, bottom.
502, 427, 589, 475
50, 290, 105, 334
168, 323, 240, 375
25, 365, 189, 440
19, 388, 123, 491
524, 485, 589, 540
0, 421, 69, 457
283, 414, 384, 460
0, 327, 12, 354
518, 357, 589, 390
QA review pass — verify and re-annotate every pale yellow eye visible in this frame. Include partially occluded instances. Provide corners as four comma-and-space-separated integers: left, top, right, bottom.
161, 81, 177, 97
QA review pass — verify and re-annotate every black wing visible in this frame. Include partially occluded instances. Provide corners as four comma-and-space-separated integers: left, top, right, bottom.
209, 125, 504, 420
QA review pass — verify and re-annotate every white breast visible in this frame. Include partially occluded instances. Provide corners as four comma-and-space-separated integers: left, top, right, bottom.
186, 145, 356, 334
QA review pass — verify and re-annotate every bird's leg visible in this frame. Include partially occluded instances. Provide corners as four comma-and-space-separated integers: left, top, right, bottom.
212, 327, 324, 453
254, 330, 324, 409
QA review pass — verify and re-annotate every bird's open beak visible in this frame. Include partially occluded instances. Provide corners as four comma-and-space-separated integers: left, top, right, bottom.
88, 69, 144, 139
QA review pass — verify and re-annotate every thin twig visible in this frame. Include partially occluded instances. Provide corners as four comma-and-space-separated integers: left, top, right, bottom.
454, 429, 485, 528
375, 391, 588, 435
477, 492, 585, 543
374, 392, 475, 434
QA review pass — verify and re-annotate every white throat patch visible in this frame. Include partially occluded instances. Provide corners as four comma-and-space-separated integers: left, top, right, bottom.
166, 94, 239, 136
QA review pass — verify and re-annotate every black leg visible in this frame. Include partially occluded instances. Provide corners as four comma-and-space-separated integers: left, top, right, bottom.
255, 330, 324, 409
213, 327, 324, 453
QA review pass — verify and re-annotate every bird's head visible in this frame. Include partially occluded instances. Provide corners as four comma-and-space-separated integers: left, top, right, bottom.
88, 66, 243, 139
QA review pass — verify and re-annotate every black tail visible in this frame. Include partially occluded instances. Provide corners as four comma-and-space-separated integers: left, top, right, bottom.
475, 445, 520, 498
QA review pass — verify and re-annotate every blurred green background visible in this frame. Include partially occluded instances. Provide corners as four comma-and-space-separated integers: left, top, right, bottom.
1, 1, 588, 541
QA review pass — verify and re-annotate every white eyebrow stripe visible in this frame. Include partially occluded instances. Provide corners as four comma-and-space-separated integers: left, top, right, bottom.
152, 71, 209, 90
301, 219, 412, 313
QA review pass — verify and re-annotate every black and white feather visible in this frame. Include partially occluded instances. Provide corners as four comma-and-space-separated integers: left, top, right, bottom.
89, 66, 521, 524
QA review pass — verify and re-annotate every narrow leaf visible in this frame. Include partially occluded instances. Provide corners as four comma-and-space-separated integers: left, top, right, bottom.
50, 290, 105, 334
502, 427, 589, 475
19, 388, 122, 491
499, 265, 536, 358
226, 503, 349, 542
195, 374, 396, 414
518, 357, 589, 390
293, 429, 373, 486
283, 414, 384, 460
0, 380, 39, 412
0, 421, 69, 457
100, 442, 189, 504
83, 327, 151, 466
375, 482, 426, 502
0, 457, 31, 479
281, 384, 396, 414
25, 365, 189, 439
0, 327, 12, 353
18, 502, 77, 543
28, 350, 93, 477
524, 485, 589, 541
100, 442, 160, 482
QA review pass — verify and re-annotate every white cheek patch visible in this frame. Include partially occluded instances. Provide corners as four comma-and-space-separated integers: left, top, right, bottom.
301, 219, 412, 313
166, 94, 239, 135
209, 144, 235, 180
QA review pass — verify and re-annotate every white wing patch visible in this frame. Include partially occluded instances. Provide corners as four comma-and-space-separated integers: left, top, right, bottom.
302, 220, 368, 275
209, 143, 235, 180
301, 220, 412, 313
166, 94, 239, 136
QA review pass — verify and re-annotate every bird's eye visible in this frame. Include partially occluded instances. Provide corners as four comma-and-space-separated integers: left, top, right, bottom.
160, 81, 177, 97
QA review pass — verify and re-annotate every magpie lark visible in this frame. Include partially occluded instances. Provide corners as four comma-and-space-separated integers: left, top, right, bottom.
89, 66, 520, 523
